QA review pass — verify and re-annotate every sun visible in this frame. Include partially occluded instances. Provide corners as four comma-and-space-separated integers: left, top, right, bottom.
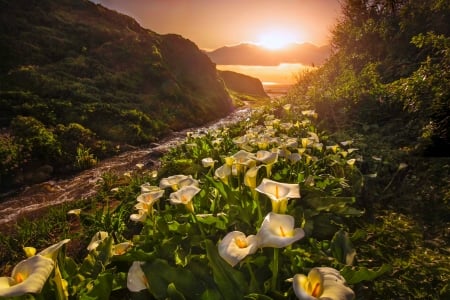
257, 30, 297, 50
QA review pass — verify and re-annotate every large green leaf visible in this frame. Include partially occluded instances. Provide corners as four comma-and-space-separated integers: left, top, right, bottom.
142, 258, 204, 299
340, 264, 392, 284
330, 229, 356, 265
204, 239, 247, 299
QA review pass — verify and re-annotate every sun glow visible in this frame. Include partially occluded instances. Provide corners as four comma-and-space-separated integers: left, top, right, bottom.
257, 30, 298, 50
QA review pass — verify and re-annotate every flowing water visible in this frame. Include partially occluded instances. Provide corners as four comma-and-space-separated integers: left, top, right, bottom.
0, 108, 252, 226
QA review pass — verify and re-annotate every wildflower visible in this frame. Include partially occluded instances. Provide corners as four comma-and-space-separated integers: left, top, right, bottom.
140, 183, 160, 193
202, 157, 216, 168
113, 242, 133, 256
130, 209, 147, 223
257, 212, 304, 248
232, 150, 256, 174
0, 239, 70, 297
326, 145, 339, 153
23, 247, 36, 258
283, 103, 292, 111
289, 153, 302, 164
218, 231, 260, 267
346, 159, 356, 167
127, 261, 149, 292
0, 255, 54, 297
136, 189, 165, 215
169, 185, 201, 213
292, 267, 355, 300
159, 175, 198, 191
67, 208, 81, 216
215, 164, 231, 185
244, 166, 262, 189
255, 150, 278, 177
87, 231, 109, 251
256, 178, 300, 213
38, 239, 70, 261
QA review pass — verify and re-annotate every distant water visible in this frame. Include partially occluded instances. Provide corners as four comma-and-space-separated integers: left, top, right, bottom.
263, 82, 293, 98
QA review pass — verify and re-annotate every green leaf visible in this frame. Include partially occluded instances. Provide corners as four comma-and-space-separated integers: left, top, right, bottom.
244, 293, 275, 299
83, 272, 114, 300
142, 258, 204, 299
167, 283, 186, 300
204, 239, 247, 299
330, 229, 356, 265
340, 264, 392, 284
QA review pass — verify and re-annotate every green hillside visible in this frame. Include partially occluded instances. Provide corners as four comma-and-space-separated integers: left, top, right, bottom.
0, 0, 233, 189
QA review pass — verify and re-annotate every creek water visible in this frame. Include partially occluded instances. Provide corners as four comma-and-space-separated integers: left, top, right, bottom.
0, 108, 252, 227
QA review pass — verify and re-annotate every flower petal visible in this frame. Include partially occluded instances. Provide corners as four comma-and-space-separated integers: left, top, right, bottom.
218, 231, 259, 267
0, 255, 54, 297
127, 261, 148, 292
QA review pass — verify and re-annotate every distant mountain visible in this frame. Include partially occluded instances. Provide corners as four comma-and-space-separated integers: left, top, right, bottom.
206, 43, 331, 66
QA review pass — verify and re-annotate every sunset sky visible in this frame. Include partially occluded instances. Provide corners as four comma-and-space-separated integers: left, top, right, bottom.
91, 0, 342, 50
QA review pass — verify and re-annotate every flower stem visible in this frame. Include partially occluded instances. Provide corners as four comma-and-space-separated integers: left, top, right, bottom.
272, 247, 279, 291
191, 213, 206, 238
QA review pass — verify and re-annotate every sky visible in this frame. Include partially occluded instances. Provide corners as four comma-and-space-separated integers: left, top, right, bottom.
91, 0, 342, 50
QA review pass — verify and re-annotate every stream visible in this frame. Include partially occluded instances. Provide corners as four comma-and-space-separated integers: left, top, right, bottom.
0, 108, 253, 227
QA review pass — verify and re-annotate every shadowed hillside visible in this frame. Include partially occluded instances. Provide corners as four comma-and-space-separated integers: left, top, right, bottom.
0, 0, 233, 188
219, 70, 268, 98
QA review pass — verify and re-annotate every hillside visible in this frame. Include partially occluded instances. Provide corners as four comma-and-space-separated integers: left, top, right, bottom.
0, 0, 233, 188
206, 42, 331, 66
219, 70, 268, 98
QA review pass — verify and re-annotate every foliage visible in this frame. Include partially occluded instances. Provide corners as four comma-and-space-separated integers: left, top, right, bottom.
0, 105, 380, 299
0, 0, 233, 190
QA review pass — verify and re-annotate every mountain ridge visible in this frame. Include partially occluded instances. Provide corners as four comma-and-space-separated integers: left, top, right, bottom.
205, 42, 331, 66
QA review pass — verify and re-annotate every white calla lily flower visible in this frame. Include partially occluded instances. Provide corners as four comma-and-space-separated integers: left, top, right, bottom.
169, 185, 201, 213
292, 267, 355, 300
127, 261, 149, 292
218, 231, 260, 267
256, 178, 300, 213
257, 212, 305, 248
0, 255, 54, 297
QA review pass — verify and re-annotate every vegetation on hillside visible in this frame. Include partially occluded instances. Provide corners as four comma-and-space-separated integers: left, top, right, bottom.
0, 0, 233, 190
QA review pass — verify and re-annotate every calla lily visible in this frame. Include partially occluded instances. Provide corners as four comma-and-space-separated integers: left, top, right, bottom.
232, 150, 256, 174
130, 209, 147, 223
215, 164, 232, 185
326, 145, 339, 153
169, 185, 201, 213
283, 103, 292, 111
257, 212, 305, 248
159, 175, 198, 191
87, 231, 109, 251
0, 255, 55, 297
136, 189, 165, 215
255, 151, 278, 177
202, 157, 216, 168
218, 231, 260, 267
255, 178, 300, 213
244, 166, 262, 189
23, 247, 36, 258
127, 261, 149, 292
140, 183, 160, 193
38, 239, 71, 261
301, 138, 313, 149
346, 159, 356, 167
289, 153, 302, 164
292, 267, 355, 300
113, 242, 133, 256
67, 208, 81, 216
